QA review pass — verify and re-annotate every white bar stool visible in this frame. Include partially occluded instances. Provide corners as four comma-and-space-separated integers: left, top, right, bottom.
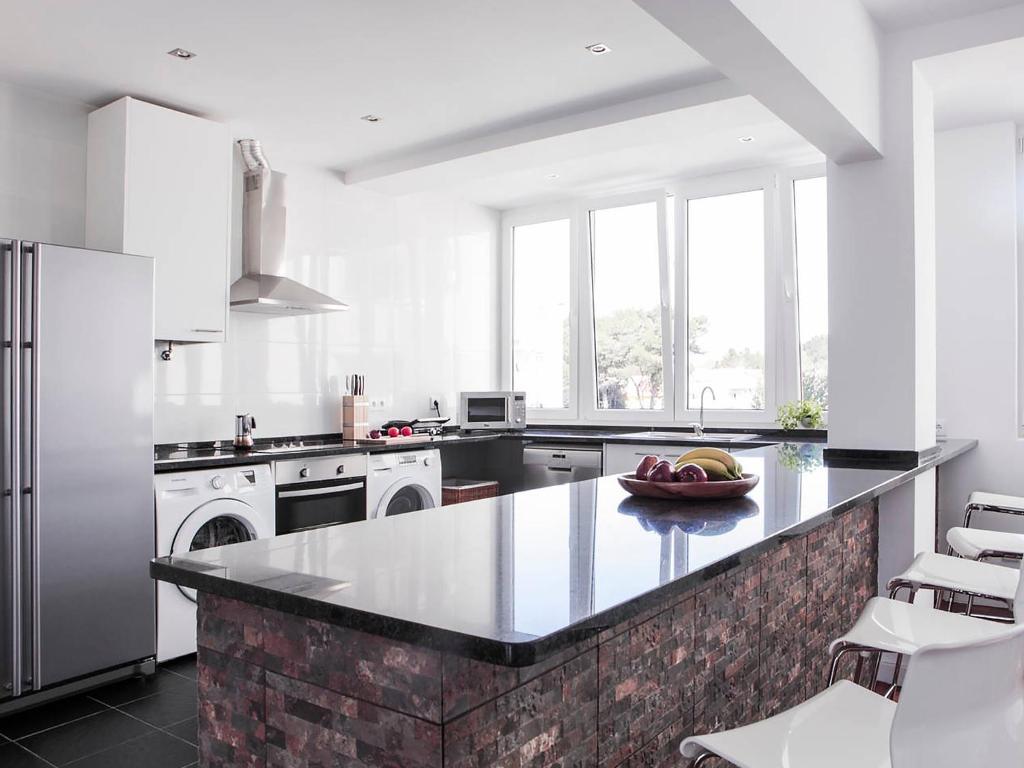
828, 578, 1020, 693
827, 553, 1022, 698
887, 551, 1018, 618
945, 491, 1024, 562
947, 526, 1024, 562
959, 491, 1024, 528
680, 621, 1024, 768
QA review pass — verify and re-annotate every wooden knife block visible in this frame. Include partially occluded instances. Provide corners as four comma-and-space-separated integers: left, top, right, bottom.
342, 395, 369, 441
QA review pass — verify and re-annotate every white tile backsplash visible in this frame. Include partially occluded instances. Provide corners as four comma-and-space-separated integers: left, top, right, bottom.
154, 165, 500, 444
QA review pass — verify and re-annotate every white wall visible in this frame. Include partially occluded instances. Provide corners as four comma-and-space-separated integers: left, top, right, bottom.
154, 165, 500, 443
0, 81, 90, 244
935, 121, 1022, 538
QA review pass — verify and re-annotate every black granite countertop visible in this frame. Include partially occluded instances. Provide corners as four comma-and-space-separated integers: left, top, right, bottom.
151, 438, 975, 666
153, 433, 504, 472
154, 426, 824, 472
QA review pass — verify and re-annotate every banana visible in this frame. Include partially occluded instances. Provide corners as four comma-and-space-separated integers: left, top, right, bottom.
676, 447, 741, 477
675, 457, 733, 481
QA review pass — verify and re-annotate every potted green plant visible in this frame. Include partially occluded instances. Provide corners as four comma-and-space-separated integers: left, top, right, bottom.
777, 399, 824, 430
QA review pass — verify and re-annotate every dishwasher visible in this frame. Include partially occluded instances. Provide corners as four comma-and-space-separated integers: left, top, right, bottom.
522, 444, 604, 489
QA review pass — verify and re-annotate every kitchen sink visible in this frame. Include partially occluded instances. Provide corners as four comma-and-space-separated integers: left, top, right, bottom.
620, 431, 762, 442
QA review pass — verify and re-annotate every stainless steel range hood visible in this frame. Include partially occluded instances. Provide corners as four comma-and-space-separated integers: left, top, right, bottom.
231, 139, 349, 315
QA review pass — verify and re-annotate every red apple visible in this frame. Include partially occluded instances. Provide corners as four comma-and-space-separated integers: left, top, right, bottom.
400, 426, 413, 437
648, 460, 676, 483
369, 429, 381, 439
634, 455, 659, 480
387, 426, 400, 438
674, 463, 709, 483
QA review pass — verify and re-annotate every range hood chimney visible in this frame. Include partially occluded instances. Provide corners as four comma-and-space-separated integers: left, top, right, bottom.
230, 139, 349, 315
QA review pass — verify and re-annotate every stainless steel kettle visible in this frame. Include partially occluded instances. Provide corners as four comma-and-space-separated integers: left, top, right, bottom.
234, 414, 256, 449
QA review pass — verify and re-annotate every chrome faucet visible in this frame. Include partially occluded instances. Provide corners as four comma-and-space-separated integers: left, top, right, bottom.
690, 386, 716, 437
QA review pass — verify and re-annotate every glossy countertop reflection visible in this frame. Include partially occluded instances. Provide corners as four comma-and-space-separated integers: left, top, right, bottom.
152, 440, 976, 666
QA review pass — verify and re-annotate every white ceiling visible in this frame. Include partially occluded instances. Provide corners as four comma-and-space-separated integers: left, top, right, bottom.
368, 96, 821, 209
0, 0, 717, 173
860, 0, 1023, 30
919, 36, 1024, 131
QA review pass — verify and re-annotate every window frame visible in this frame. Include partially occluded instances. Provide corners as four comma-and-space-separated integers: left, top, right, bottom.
501, 163, 827, 427
673, 169, 778, 424
779, 164, 829, 418
502, 203, 579, 421
579, 189, 674, 423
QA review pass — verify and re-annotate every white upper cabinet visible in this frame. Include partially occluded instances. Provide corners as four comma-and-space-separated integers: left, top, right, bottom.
86, 97, 232, 342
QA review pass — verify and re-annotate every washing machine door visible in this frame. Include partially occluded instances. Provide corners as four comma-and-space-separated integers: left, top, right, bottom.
376, 480, 438, 518
171, 498, 260, 601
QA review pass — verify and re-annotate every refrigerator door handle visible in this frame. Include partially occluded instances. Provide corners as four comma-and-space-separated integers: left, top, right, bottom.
4, 240, 22, 698
20, 242, 40, 688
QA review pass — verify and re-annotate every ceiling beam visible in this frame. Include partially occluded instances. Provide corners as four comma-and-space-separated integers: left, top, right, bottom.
341, 77, 743, 186
633, 0, 882, 163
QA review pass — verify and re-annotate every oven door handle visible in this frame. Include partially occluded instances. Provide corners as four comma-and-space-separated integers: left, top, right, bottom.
278, 482, 364, 499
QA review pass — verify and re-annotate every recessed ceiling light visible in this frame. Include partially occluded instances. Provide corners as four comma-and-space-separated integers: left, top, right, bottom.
545, 172, 560, 180
738, 135, 755, 143
360, 114, 382, 123
166, 48, 196, 60
585, 43, 610, 55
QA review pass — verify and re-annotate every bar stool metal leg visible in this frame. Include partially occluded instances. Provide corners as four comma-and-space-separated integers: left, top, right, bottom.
853, 651, 866, 685
869, 651, 883, 692
827, 643, 872, 687
885, 654, 904, 700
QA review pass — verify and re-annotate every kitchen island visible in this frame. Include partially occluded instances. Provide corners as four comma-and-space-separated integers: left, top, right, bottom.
152, 440, 974, 768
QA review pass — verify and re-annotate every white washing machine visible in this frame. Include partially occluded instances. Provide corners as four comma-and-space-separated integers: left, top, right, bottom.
154, 464, 275, 661
366, 449, 442, 519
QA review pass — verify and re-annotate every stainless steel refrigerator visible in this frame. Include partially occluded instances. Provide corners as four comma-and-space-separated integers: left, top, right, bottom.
1, 239, 155, 704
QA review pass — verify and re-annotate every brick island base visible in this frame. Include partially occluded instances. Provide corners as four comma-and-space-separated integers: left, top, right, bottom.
195, 501, 877, 768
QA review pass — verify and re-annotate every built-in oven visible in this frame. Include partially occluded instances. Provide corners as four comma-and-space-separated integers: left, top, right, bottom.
274, 455, 368, 534
459, 391, 527, 431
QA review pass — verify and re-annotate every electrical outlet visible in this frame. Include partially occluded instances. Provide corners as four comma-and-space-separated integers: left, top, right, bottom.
936, 419, 946, 438
370, 398, 386, 410
427, 395, 444, 415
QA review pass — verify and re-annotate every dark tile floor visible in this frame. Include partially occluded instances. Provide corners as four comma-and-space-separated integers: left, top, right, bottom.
0, 656, 198, 767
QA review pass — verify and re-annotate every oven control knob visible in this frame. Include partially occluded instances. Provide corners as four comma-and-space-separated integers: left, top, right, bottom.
210, 475, 225, 490
299, 467, 310, 479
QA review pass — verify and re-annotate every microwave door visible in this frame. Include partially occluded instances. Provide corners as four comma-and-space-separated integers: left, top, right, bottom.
467, 397, 508, 424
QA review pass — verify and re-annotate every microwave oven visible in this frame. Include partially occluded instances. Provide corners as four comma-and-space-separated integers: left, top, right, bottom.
459, 391, 527, 431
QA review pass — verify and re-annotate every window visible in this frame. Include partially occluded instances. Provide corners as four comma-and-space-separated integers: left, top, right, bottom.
793, 177, 828, 409
589, 201, 667, 411
686, 190, 766, 410
502, 166, 826, 425
511, 218, 571, 410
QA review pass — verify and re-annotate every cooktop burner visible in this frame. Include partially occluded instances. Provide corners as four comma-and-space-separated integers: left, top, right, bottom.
253, 439, 351, 454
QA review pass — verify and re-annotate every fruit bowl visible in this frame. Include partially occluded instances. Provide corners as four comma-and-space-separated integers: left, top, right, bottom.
617, 472, 760, 500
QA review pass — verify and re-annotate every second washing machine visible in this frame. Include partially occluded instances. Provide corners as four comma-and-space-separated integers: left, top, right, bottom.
366, 449, 442, 518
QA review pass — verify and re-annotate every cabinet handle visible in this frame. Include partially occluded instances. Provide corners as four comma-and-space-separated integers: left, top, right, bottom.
191, 328, 223, 333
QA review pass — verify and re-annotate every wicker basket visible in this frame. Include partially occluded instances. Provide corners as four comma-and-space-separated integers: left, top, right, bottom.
441, 479, 499, 506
